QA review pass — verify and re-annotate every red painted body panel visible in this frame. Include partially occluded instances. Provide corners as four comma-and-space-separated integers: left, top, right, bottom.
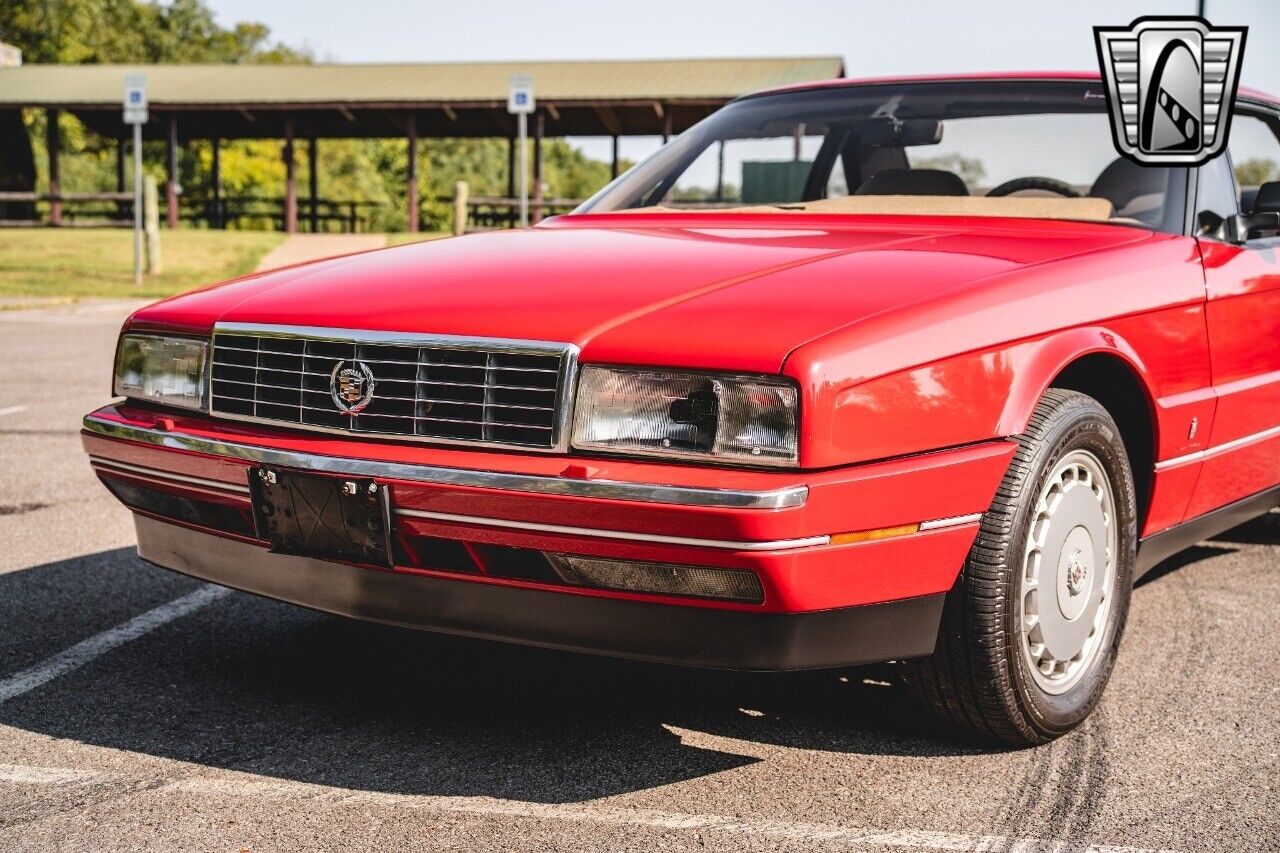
83, 405, 1008, 612
86, 404, 1013, 538
99, 68, 1280, 620
81, 71, 1280, 667
1184, 240, 1280, 518
128, 214, 1153, 381
114, 206, 1280, 554
387, 519, 979, 612
783, 229, 1209, 468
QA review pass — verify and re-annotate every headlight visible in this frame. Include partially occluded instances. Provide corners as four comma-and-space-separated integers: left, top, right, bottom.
112, 334, 208, 411
571, 366, 798, 466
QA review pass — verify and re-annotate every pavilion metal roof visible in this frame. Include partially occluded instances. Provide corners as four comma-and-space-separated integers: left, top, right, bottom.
0, 56, 844, 106
0, 56, 843, 139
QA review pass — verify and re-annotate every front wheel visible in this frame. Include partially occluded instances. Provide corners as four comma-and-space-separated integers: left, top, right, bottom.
903, 389, 1137, 745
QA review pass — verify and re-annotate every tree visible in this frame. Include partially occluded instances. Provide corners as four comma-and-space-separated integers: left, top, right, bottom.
0, 0, 310, 213
1235, 158, 1279, 188
0, 0, 305, 64
912, 153, 987, 187
0, 0, 619, 230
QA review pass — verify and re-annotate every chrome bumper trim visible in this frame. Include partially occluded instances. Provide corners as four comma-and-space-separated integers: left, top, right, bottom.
394, 507, 830, 551
88, 439, 977, 554
83, 414, 808, 509
918, 512, 983, 531
89, 456, 252, 495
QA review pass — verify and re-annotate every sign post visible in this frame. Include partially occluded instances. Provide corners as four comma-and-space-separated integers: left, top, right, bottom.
123, 74, 148, 284
507, 74, 535, 227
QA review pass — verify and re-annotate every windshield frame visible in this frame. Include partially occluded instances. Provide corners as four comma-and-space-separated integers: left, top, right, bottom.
573, 78, 1193, 235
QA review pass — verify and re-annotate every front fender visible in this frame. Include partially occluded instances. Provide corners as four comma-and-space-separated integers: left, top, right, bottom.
994, 326, 1155, 436
792, 314, 1204, 469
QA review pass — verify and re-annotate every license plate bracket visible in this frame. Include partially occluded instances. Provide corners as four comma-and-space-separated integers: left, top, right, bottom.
249, 467, 393, 567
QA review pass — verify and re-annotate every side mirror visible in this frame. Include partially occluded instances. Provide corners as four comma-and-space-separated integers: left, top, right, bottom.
1197, 211, 1280, 244
1201, 182, 1280, 243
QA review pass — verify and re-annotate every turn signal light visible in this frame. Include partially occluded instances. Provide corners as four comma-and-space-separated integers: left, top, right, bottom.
829, 524, 920, 546
546, 553, 765, 604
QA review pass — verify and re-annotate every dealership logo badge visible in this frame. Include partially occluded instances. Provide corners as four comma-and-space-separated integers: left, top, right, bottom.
1095, 17, 1246, 166
330, 360, 376, 414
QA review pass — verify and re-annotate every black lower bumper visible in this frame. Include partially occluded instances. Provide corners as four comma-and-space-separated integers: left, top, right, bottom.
134, 514, 945, 671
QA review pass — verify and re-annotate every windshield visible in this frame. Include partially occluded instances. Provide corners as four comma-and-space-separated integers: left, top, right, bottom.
577, 80, 1188, 231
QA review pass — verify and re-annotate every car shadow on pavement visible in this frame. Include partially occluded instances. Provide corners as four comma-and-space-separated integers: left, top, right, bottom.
1135, 512, 1280, 588
0, 548, 990, 804
1134, 543, 1238, 588
1210, 510, 1280, 546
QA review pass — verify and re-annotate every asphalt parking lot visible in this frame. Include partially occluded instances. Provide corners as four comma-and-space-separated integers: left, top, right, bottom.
0, 301, 1277, 852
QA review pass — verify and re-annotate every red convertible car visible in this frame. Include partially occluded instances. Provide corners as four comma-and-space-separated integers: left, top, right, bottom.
84, 73, 1280, 745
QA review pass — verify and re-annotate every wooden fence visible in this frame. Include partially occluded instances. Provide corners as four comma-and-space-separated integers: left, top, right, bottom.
0, 191, 382, 232
435, 188, 582, 235
1, 189, 586, 234
186, 197, 384, 233
0, 191, 134, 228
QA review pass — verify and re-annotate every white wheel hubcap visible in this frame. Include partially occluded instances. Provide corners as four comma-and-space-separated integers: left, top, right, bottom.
1019, 450, 1118, 695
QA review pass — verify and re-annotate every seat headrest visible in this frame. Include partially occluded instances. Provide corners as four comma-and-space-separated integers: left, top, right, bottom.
855, 168, 970, 197
1252, 181, 1280, 214
1089, 158, 1169, 210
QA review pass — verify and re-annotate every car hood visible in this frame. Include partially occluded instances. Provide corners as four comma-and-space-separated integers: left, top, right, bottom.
130, 213, 1153, 374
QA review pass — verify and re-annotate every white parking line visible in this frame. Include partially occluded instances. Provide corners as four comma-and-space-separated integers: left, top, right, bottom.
0, 763, 1177, 853
0, 405, 28, 417
0, 585, 230, 705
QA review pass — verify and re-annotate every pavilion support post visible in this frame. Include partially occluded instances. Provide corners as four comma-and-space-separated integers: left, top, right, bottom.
308, 137, 319, 233
662, 109, 673, 143
406, 115, 419, 234
506, 135, 516, 200
166, 114, 179, 229
283, 118, 297, 234
532, 112, 544, 222
611, 135, 619, 179
116, 137, 127, 192
115, 135, 127, 223
46, 109, 61, 226
211, 138, 223, 229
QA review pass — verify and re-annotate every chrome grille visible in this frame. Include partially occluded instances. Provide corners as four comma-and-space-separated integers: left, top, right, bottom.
209, 325, 573, 450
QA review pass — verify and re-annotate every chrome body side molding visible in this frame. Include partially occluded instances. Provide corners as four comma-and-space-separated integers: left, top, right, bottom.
392, 507, 830, 551
1154, 423, 1280, 471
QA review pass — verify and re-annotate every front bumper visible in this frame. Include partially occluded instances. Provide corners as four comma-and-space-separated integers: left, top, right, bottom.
84, 404, 1015, 668
136, 514, 944, 670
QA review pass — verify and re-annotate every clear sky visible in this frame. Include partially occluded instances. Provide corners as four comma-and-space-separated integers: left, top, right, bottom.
204, 0, 1278, 90
204, 0, 1280, 167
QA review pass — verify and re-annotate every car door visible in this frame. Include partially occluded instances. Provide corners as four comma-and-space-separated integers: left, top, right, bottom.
1185, 107, 1280, 520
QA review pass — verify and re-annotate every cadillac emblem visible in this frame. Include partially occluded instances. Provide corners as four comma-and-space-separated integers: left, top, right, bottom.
1095, 17, 1246, 166
330, 360, 376, 414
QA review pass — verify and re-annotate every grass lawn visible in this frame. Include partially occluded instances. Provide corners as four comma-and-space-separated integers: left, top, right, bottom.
0, 229, 284, 302
383, 231, 450, 247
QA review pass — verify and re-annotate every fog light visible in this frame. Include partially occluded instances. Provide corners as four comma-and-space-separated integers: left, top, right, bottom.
546, 553, 764, 604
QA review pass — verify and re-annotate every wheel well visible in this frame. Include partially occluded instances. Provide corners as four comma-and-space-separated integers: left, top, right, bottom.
1050, 354, 1156, 526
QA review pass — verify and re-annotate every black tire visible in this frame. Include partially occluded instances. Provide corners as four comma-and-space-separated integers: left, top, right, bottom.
903, 389, 1137, 746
